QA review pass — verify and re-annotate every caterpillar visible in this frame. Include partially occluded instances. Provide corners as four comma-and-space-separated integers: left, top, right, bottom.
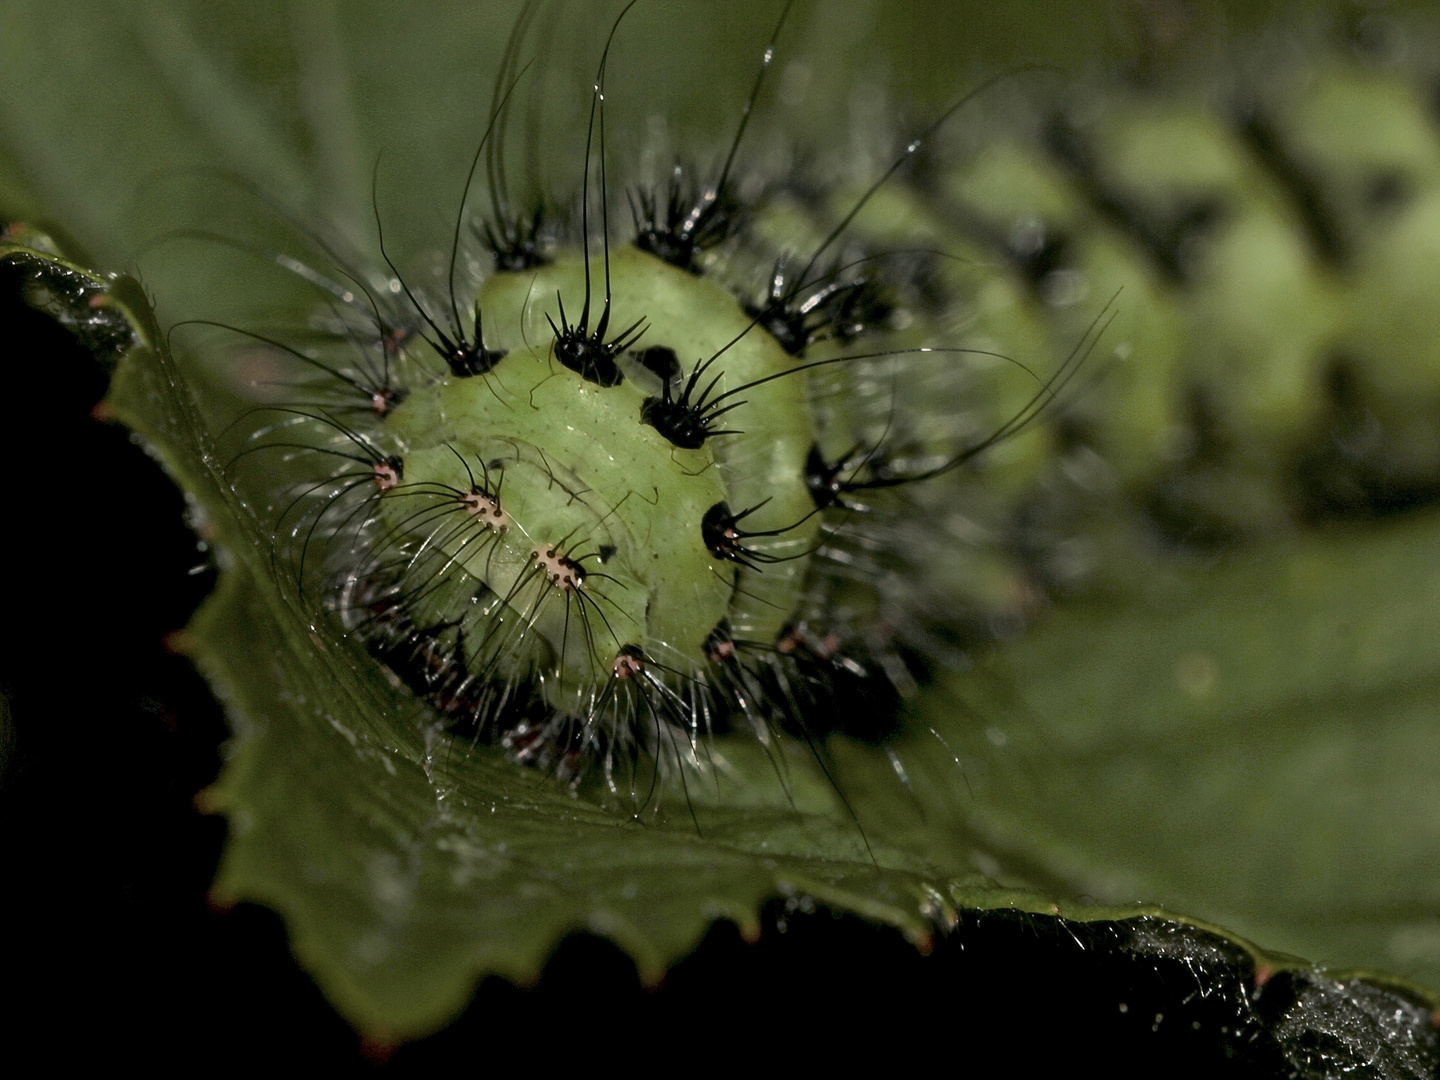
8, 0, 1440, 1067
178, 0, 1440, 813
172, 0, 1100, 818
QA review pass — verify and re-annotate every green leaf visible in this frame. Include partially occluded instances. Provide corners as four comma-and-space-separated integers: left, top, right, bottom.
0, 237, 1190, 1038
6, 211, 1432, 1048
927, 510, 1440, 989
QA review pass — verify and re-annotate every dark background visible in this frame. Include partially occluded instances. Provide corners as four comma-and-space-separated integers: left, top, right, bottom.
5, 265, 1422, 1076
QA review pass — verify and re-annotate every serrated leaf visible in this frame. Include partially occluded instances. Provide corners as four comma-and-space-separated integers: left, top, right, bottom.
0, 239, 1146, 1036
5, 221, 1427, 1046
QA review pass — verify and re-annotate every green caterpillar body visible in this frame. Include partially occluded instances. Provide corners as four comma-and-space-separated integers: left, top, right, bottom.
211, 7, 1440, 809
932, 36, 1440, 555
782, 20, 1440, 610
